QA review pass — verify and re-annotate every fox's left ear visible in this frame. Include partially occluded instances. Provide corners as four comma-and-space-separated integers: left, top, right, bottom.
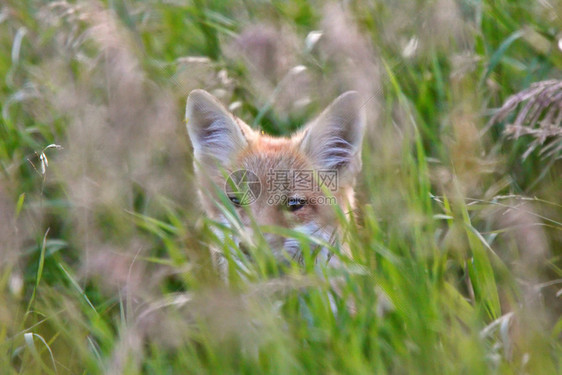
185, 89, 253, 169
299, 91, 366, 180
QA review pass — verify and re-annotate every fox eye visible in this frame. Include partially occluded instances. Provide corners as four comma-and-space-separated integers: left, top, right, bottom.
228, 196, 241, 206
287, 197, 307, 212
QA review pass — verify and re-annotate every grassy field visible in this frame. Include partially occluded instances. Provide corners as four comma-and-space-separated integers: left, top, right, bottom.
1, 0, 561, 373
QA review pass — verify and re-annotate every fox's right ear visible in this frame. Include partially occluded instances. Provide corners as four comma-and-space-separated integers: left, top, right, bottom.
185, 90, 250, 167
299, 91, 366, 181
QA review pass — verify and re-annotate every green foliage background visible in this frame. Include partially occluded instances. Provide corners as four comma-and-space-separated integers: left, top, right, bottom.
0, 0, 561, 373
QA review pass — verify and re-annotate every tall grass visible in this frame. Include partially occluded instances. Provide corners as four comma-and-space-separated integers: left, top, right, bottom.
0, 0, 561, 373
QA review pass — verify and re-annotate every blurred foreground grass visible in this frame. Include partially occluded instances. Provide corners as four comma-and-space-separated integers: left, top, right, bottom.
0, 0, 561, 374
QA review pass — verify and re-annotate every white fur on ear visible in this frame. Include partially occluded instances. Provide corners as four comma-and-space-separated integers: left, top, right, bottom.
299, 91, 366, 177
185, 89, 248, 166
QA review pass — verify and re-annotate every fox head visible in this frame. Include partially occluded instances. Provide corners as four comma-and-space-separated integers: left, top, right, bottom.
186, 89, 366, 267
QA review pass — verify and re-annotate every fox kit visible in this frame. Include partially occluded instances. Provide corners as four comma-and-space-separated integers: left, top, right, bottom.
186, 89, 366, 273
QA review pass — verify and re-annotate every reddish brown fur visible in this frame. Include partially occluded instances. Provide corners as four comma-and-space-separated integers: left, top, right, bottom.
186, 89, 363, 261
